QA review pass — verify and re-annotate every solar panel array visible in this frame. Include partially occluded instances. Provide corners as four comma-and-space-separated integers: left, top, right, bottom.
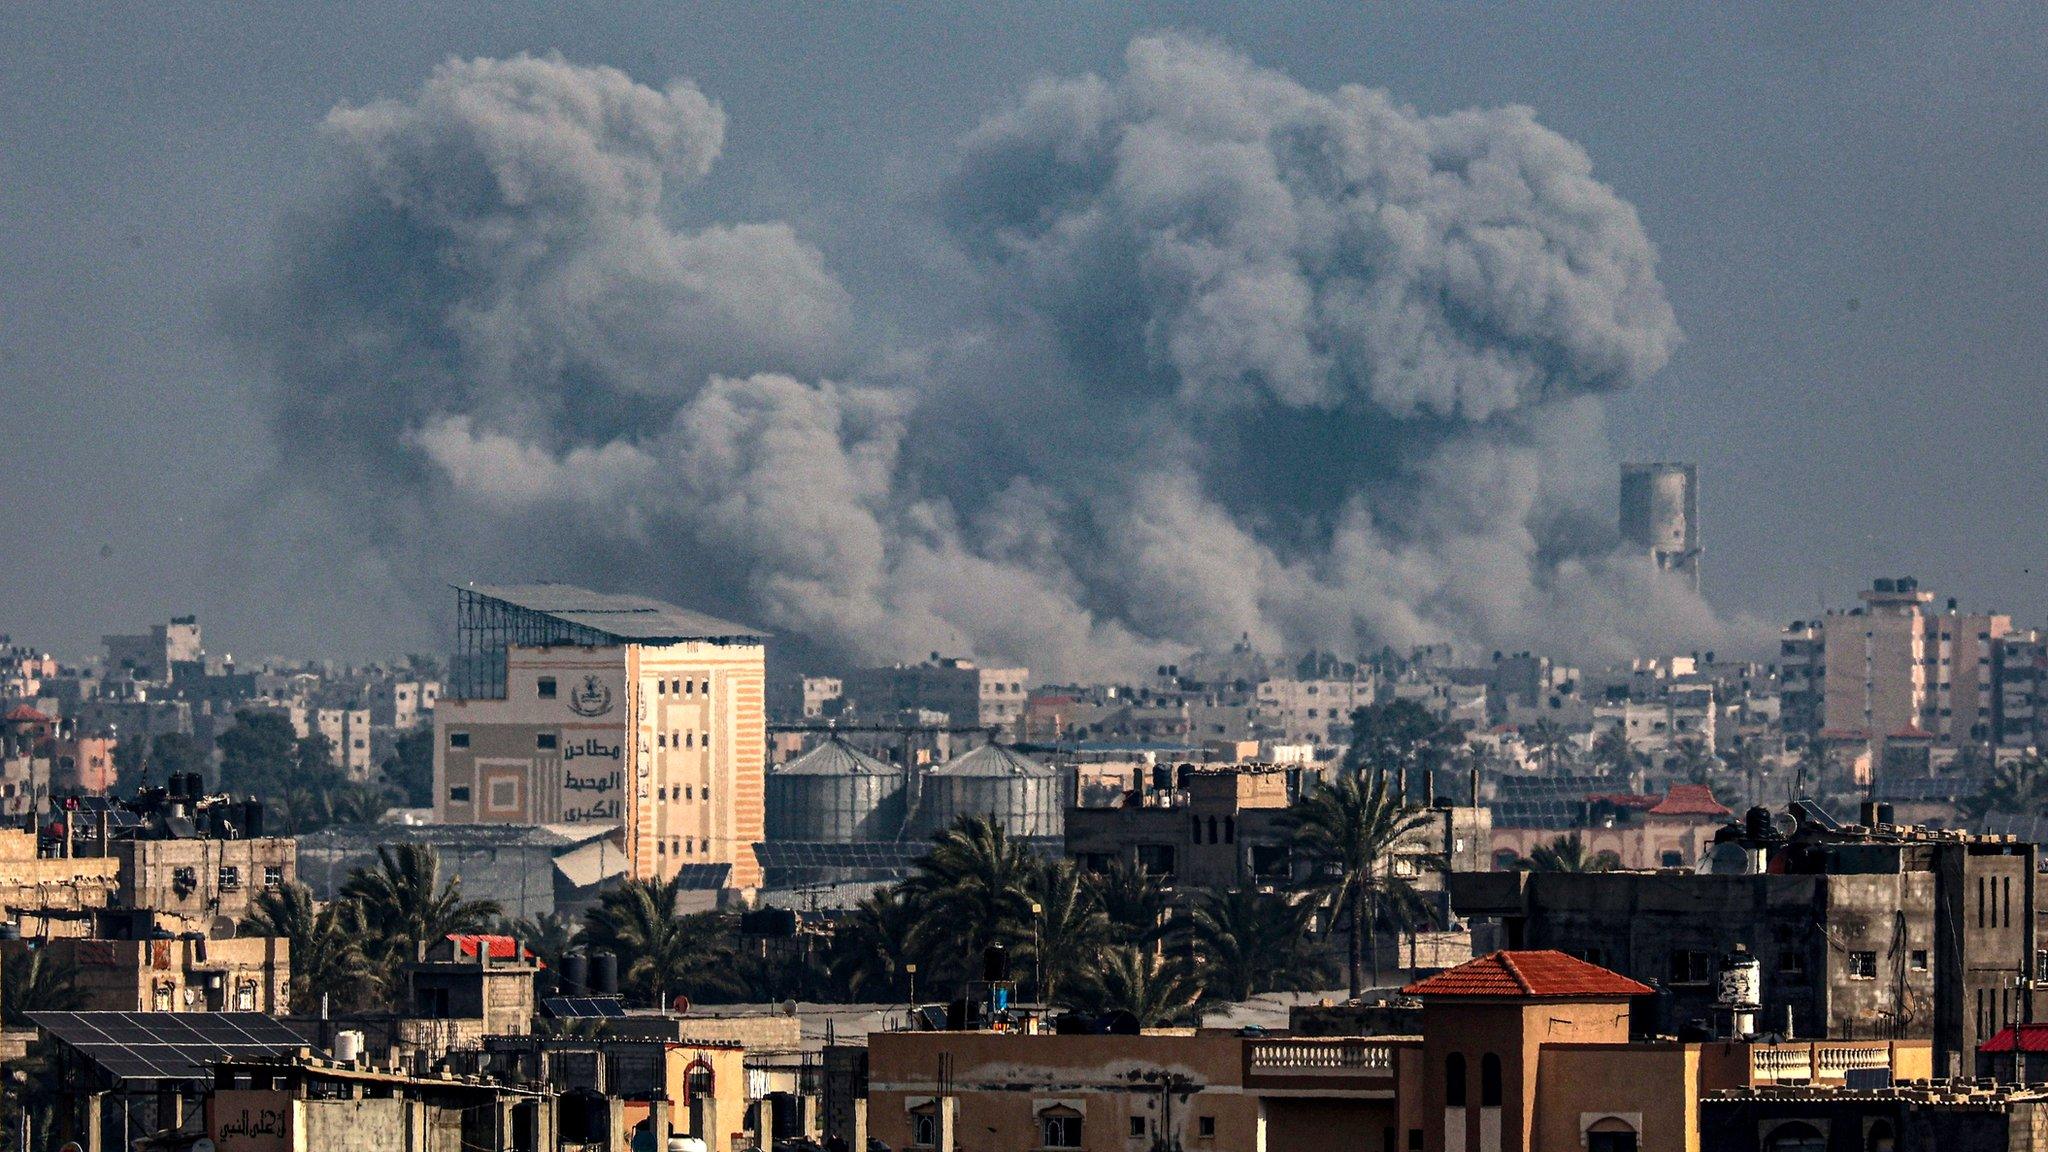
28, 1012, 309, 1082
541, 996, 628, 1019
1491, 775, 1610, 829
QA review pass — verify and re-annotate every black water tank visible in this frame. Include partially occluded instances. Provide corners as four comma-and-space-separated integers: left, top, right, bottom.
741, 908, 798, 937
242, 800, 264, 839
1877, 803, 1895, 826
1745, 806, 1773, 841
1102, 1010, 1141, 1036
591, 952, 619, 995
982, 943, 1009, 982
183, 772, 205, 799
562, 954, 590, 995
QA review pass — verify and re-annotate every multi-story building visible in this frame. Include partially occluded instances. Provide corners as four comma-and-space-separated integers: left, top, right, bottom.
314, 706, 373, 780
1252, 675, 1374, 746
841, 656, 1029, 731
2, 932, 290, 1013
1452, 801, 2035, 1075
1779, 579, 2009, 755
434, 583, 768, 889
1993, 629, 2047, 751
1620, 461, 1701, 589
371, 678, 437, 729
100, 616, 203, 684
855, 950, 1928, 1152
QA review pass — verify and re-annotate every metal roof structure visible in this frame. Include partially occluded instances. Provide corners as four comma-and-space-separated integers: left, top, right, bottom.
29, 1011, 309, 1082
540, 996, 628, 1020
458, 583, 765, 644
928, 742, 1058, 779
771, 737, 902, 778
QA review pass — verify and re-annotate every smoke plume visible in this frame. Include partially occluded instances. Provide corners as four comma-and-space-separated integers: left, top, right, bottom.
243, 37, 1737, 679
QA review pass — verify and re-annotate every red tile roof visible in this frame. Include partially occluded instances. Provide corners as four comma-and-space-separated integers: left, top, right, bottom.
1649, 784, 1731, 818
1979, 1024, 2048, 1054
1589, 792, 1660, 811
1401, 951, 1653, 999
1889, 725, 1935, 741
445, 933, 540, 964
3, 705, 52, 724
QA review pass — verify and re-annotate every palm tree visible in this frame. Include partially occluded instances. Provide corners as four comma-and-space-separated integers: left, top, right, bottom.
1, 945, 84, 1026
1190, 888, 1324, 1004
1669, 737, 1718, 785
1515, 833, 1621, 874
506, 911, 580, 996
905, 815, 1037, 978
1523, 719, 1576, 773
829, 887, 924, 1001
1590, 725, 1641, 778
1288, 770, 1433, 997
1090, 857, 1171, 950
578, 875, 720, 1007
1965, 755, 2048, 820
242, 882, 368, 1014
1026, 860, 1109, 1004
1073, 946, 1200, 1027
340, 844, 500, 986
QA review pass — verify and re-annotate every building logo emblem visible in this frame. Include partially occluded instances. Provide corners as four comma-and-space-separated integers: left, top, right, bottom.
568, 675, 614, 717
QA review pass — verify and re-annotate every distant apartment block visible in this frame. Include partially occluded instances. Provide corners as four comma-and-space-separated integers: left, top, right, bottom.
1620, 462, 1701, 590
841, 655, 1028, 731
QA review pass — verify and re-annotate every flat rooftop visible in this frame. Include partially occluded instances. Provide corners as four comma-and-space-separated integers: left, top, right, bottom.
459, 582, 766, 645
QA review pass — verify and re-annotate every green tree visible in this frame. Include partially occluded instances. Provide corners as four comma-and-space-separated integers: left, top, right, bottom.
829, 887, 925, 1001
506, 912, 581, 997
905, 815, 1037, 980
1669, 737, 1718, 785
382, 725, 435, 808
1590, 725, 1642, 777
1966, 755, 2048, 820
1, 945, 84, 1026
217, 711, 301, 793
1072, 946, 1200, 1027
1288, 771, 1433, 997
242, 882, 368, 1013
578, 875, 722, 1007
339, 844, 499, 997
1025, 860, 1109, 1004
1515, 833, 1621, 874
1343, 700, 1464, 779
1522, 718, 1577, 773
1090, 857, 1171, 949
149, 732, 209, 780
1190, 888, 1324, 1004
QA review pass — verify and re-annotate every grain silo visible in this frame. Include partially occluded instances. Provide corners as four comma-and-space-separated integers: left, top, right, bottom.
764, 736, 907, 843
913, 742, 1064, 840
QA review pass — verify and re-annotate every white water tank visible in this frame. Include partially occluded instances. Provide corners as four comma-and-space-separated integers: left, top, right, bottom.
333, 1030, 364, 1064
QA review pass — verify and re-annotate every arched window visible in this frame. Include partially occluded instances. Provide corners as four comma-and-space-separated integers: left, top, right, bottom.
1480, 1053, 1502, 1107
685, 1061, 716, 1138
1444, 1053, 1467, 1107
1585, 1117, 1638, 1152
1866, 1119, 1895, 1152
1767, 1122, 1826, 1152
1207, 816, 1218, 844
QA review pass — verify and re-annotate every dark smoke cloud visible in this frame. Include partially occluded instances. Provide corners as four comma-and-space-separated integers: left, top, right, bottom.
243, 38, 1743, 679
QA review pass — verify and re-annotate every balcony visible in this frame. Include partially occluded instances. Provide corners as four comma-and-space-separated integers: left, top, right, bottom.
1749, 1042, 1893, 1084
1244, 1039, 1398, 1096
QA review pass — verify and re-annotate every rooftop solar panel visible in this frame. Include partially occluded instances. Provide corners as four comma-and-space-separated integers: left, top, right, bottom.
29, 1012, 309, 1083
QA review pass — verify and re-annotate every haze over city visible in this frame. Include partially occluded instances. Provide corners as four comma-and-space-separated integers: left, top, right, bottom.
6, 4, 2048, 674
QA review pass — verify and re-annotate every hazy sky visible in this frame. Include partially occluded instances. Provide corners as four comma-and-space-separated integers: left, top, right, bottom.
3, 2, 2045, 666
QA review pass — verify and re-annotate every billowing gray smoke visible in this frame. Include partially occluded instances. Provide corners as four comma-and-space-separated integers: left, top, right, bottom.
243, 37, 1738, 679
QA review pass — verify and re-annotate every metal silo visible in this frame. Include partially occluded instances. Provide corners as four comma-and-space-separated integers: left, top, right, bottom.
765, 736, 907, 843
915, 742, 1064, 840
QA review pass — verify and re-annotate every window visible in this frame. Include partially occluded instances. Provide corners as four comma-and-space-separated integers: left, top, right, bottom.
1912, 950, 1928, 971
448, 731, 470, 749
910, 1107, 937, 1148
449, 785, 471, 803
1039, 1108, 1082, 1148
235, 981, 257, 1011
1130, 1117, 1147, 1138
685, 679, 695, 695
2005, 876, 2013, 929
1480, 1054, 1502, 1107
656, 679, 666, 695
1848, 951, 1878, 979
1445, 1053, 1467, 1107
538, 677, 557, 699
658, 733, 667, 748
1766, 1121, 1826, 1152
537, 733, 558, 750
1197, 1116, 1215, 1138
1668, 950, 1711, 985
264, 866, 283, 888
1779, 951, 1807, 979
1660, 850, 1684, 868
218, 865, 241, 890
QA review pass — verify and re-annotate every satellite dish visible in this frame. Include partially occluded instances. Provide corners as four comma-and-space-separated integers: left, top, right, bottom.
780, 999, 798, 1018
670, 994, 691, 1014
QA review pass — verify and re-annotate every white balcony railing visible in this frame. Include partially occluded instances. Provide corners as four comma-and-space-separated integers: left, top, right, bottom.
1248, 1040, 1394, 1076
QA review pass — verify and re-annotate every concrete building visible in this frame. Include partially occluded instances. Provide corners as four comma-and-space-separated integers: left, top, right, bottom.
314, 706, 372, 780
295, 822, 625, 922
3, 933, 290, 1013
1701, 1080, 2048, 1152
206, 1056, 554, 1152
370, 678, 437, 729
100, 615, 203, 684
1487, 783, 1733, 872
1993, 629, 2047, 751
1620, 462, 1701, 589
434, 583, 768, 889
857, 950, 1929, 1152
1452, 802, 2036, 1074
1065, 764, 1302, 887
841, 655, 1029, 731
1253, 675, 1374, 747
1780, 578, 2010, 756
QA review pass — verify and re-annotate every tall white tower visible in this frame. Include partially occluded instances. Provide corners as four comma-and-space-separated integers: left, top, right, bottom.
1620, 463, 1700, 591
